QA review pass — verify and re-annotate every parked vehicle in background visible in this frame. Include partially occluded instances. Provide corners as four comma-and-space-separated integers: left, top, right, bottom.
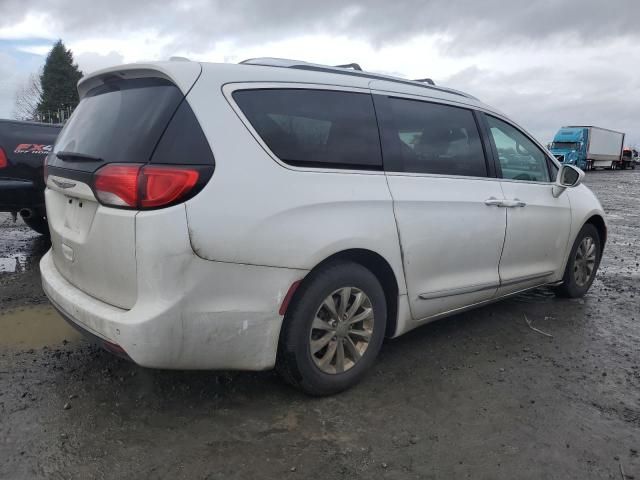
621, 148, 637, 170
550, 126, 625, 171
0, 119, 62, 234
41, 58, 607, 395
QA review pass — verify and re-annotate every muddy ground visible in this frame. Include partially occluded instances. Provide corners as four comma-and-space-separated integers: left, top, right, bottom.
1, 170, 638, 479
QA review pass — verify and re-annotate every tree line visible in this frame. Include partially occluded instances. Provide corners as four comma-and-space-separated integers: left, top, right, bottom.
13, 40, 83, 124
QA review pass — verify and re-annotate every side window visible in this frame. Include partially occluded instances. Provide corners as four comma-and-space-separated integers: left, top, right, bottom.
384, 97, 487, 177
486, 115, 550, 183
233, 89, 382, 170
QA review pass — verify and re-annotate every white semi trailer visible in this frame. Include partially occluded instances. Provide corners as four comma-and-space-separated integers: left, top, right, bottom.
587, 126, 625, 169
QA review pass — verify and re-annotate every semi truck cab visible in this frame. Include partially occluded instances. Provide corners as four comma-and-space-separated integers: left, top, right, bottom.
550, 127, 588, 170
621, 148, 637, 170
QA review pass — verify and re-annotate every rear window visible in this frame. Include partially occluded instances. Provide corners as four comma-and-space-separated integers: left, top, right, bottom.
233, 89, 382, 170
52, 78, 184, 168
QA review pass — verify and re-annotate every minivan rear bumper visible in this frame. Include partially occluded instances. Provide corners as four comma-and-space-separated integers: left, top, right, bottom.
40, 249, 307, 370
51, 298, 133, 361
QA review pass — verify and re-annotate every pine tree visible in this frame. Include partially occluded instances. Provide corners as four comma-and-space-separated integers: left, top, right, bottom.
37, 40, 83, 120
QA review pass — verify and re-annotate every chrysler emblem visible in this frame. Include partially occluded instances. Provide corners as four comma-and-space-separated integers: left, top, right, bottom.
52, 178, 76, 189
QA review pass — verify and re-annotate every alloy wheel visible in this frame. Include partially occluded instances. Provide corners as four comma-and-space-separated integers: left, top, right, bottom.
309, 287, 374, 374
574, 236, 597, 287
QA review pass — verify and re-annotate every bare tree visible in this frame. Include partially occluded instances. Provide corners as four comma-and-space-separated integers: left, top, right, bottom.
12, 71, 43, 121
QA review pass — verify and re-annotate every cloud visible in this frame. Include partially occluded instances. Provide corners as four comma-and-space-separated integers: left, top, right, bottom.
75, 51, 124, 75
14, 45, 51, 55
0, 44, 45, 120
0, 52, 21, 117
0, 0, 638, 147
444, 36, 640, 144
1, 0, 639, 56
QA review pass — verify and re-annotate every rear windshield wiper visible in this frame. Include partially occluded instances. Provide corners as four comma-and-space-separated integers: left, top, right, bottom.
56, 151, 103, 162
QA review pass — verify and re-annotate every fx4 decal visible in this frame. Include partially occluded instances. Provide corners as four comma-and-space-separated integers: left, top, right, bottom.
14, 144, 53, 154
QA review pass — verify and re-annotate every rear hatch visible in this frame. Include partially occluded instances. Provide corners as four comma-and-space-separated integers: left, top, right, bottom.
46, 63, 208, 309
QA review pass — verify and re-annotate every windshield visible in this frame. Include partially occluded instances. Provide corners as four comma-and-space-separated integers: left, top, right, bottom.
552, 141, 580, 150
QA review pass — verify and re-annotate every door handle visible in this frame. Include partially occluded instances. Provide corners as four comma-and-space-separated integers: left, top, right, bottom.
484, 197, 504, 206
502, 198, 527, 208
484, 197, 527, 208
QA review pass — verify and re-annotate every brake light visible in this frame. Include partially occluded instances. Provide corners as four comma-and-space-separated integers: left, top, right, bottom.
0, 147, 7, 168
94, 164, 141, 207
93, 164, 202, 209
141, 166, 199, 208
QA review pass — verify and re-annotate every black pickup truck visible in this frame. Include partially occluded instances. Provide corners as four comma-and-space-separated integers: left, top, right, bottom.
0, 119, 61, 234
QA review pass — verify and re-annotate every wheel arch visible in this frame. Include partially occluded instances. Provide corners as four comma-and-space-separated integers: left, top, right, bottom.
558, 213, 607, 282
292, 248, 400, 338
585, 214, 607, 253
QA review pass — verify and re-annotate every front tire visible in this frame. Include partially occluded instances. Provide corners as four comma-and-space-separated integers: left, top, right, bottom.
277, 261, 387, 396
554, 224, 601, 298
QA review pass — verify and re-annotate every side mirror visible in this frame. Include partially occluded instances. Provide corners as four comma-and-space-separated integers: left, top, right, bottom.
553, 164, 584, 197
559, 164, 583, 186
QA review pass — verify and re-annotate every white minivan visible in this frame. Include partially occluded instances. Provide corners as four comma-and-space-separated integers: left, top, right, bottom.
41, 58, 606, 394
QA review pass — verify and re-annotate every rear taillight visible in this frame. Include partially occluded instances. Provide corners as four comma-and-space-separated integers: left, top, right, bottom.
141, 166, 199, 208
93, 164, 205, 209
0, 147, 7, 168
94, 164, 141, 207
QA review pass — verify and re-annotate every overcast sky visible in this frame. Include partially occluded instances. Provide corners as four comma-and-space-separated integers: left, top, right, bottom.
1, 0, 639, 145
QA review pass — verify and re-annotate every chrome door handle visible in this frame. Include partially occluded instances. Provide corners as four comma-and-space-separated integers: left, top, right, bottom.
484, 197, 504, 206
502, 198, 527, 208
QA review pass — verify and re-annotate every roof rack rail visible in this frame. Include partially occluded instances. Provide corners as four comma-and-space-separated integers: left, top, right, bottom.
239, 58, 475, 100
413, 78, 435, 86
334, 63, 362, 71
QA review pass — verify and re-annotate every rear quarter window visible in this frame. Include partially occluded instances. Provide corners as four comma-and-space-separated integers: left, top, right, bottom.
232, 89, 382, 170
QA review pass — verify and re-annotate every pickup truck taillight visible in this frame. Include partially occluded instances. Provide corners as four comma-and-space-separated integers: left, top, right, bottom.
93, 163, 210, 210
0, 147, 7, 168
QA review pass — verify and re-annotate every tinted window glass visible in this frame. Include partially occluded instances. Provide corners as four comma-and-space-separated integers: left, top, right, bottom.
486, 116, 550, 183
150, 99, 215, 165
385, 98, 487, 177
233, 89, 382, 170
52, 78, 184, 172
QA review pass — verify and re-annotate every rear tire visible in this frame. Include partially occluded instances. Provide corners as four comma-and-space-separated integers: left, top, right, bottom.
277, 261, 387, 396
554, 224, 601, 298
22, 214, 49, 236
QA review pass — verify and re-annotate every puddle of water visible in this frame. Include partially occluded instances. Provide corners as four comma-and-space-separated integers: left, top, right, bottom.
0, 304, 82, 349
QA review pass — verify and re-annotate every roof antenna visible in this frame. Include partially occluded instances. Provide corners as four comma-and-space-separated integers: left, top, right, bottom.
413, 78, 436, 85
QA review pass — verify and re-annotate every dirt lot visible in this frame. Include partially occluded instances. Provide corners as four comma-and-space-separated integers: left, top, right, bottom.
1, 170, 638, 479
